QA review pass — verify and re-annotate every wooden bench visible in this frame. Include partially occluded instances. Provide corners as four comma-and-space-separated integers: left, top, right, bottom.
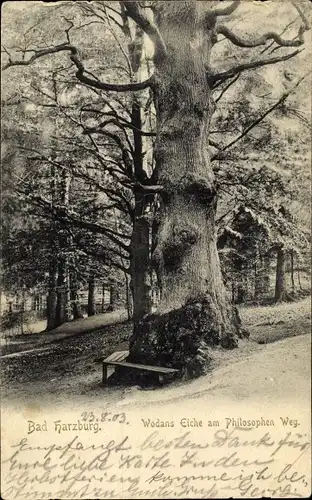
102, 350, 180, 385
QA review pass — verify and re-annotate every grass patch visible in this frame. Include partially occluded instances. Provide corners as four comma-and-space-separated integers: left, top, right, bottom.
240, 296, 311, 344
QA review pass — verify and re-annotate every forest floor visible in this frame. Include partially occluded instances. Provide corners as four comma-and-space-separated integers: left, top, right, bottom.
1, 296, 310, 409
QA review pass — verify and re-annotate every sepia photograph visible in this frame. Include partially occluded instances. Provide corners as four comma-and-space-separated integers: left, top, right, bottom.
1, 1, 311, 498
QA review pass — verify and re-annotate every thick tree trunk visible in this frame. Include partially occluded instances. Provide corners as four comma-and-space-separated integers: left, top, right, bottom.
275, 247, 286, 302
128, 3, 247, 379
88, 275, 96, 316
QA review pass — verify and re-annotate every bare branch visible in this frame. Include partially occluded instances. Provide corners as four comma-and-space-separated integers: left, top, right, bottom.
2, 42, 154, 92
210, 49, 302, 86
77, 244, 130, 273
83, 127, 134, 178
216, 3, 309, 50
260, 18, 298, 55
79, 2, 124, 33
214, 74, 240, 103
86, 114, 156, 137
61, 16, 75, 43
2, 43, 70, 70
96, 244, 130, 262
211, 73, 310, 160
22, 145, 134, 217
101, 3, 124, 20
72, 165, 134, 219
216, 23, 308, 48
211, 1, 240, 17
16, 187, 131, 253
134, 182, 163, 193
291, 2, 310, 30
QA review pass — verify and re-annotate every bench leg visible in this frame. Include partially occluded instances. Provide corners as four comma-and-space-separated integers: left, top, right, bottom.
102, 364, 108, 385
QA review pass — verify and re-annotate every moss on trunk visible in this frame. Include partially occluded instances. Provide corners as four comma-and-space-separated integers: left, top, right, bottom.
127, 295, 248, 381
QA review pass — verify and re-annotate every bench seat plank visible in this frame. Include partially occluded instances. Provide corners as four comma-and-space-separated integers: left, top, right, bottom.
115, 351, 129, 362
103, 360, 179, 374
104, 350, 129, 363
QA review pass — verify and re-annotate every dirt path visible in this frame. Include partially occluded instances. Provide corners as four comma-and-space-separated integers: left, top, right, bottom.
117, 334, 311, 410
1, 297, 310, 410
2, 334, 310, 416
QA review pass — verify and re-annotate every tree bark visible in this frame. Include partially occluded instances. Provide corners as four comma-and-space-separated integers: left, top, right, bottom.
275, 246, 286, 302
88, 275, 96, 316
128, 3, 247, 379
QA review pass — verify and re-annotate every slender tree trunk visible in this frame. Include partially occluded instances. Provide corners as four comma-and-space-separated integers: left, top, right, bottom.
46, 258, 58, 330
129, 3, 247, 378
233, 258, 247, 304
231, 283, 235, 304
124, 272, 132, 320
55, 258, 69, 326
130, 200, 152, 325
71, 289, 83, 320
297, 263, 302, 290
290, 250, 295, 294
275, 247, 286, 302
236, 284, 247, 304
128, 25, 153, 330
253, 257, 257, 300
109, 285, 119, 311
101, 284, 106, 313
255, 253, 270, 300
55, 169, 71, 325
88, 275, 96, 316
46, 164, 58, 331
70, 270, 83, 320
